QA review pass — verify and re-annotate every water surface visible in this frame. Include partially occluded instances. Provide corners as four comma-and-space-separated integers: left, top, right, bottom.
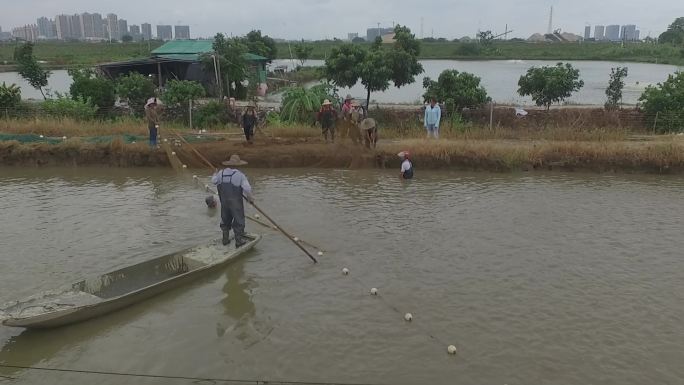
0, 167, 683, 385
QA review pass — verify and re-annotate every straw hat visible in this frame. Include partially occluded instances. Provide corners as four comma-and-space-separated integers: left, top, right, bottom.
351, 100, 361, 107
397, 151, 410, 159
322, 99, 332, 106
222, 154, 248, 166
345, 94, 353, 101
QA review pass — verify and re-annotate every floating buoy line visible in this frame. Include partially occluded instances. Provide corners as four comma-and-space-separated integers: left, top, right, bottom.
165, 130, 459, 356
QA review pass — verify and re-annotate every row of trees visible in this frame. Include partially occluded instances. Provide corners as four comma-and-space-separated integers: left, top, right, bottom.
658, 17, 684, 45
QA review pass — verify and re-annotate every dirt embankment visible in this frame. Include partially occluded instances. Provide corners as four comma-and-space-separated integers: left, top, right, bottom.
3, 137, 684, 174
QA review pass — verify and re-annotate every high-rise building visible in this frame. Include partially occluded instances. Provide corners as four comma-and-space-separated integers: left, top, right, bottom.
37, 17, 55, 39
92, 13, 104, 38
70, 14, 83, 40
141, 23, 152, 40
594, 25, 605, 41
12, 24, 39, 41
55, 14, 72, 40
605, 25, 620, 41
157, 25, 173, 40
118, 19, 129, 39
620, 24, 637, 41
106, 13, 118, 40
79, 13, 95, 39
635, 30, 640, 41
584, 25, 591, 40
174, 25, 190, 39
130, 25, 141, 35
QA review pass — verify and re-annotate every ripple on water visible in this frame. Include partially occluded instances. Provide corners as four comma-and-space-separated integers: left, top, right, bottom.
0, 168, 683, 384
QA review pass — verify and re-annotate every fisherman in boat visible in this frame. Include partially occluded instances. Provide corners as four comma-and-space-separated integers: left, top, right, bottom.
398, 151, 414, 179
212, 155, 254, 247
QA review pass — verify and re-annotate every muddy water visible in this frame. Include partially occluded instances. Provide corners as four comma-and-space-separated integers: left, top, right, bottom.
0, 167, 683, 385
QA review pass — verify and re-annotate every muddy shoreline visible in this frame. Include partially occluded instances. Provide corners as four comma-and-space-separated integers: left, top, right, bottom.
2, 138, 683, 174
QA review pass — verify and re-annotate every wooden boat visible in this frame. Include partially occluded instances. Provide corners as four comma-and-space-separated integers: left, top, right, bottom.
0, 234, 261, 329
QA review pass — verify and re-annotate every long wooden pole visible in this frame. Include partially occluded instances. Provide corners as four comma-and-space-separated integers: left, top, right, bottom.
245, 198, 318, 263
167, 128, 318, 263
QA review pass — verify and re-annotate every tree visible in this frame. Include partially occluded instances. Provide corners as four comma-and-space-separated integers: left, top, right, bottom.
324, 44, 366, 89
639, 71, 684, 133
518, 63, 584, 110
604, 67, 628, 110
242, 30, 277, 60
359, 49, 392, 108
422, 70, 489, 114
387, 25, 424, 88
0, 82, 21, 109
659, 17, 684, 45
121, 35, 133, 43
293, 42, 314, 66
477, 30, 495, 48
68, 68, 115, 111
324, 25, 423, 108
115, 72, 156, 116
208, 33, 248, 99
14, 42, 51, 100
162, 80, 205, 106
351, 37, 366, 43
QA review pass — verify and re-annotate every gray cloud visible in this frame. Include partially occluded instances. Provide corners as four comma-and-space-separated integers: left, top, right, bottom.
1, 0, 681, 39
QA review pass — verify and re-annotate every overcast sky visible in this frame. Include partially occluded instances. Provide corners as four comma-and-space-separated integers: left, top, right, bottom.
1, 0, 681, 39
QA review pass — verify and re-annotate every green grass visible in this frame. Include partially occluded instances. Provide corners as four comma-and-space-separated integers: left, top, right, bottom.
0, 41, 164, 67
1, 40, 681, 70
275, 41, 684, 66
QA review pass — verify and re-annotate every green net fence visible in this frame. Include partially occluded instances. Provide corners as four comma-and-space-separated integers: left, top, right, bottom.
0, 133, 224, 144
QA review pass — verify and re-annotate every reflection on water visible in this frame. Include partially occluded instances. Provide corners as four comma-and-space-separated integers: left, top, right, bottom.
1, 167, 684, 385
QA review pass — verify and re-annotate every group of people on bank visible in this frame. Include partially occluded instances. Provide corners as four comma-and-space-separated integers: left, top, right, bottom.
315, 94, 379, 148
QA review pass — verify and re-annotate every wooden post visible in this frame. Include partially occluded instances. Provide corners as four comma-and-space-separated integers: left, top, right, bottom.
157, 62, 163, 89
652, 111, 659, 134
489, 102, 494, 130
189, 99, 193, 130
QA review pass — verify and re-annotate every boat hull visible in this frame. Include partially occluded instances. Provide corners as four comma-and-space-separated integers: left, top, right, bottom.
2, 234, 261, 329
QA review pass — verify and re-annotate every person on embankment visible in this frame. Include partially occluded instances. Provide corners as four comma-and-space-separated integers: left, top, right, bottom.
211, 155, 254, 248
242, 104, 258, 144
316, 99, 338, 143
398, 151, 414, 179
145, 98, 161, 147
424, 97, 441, 139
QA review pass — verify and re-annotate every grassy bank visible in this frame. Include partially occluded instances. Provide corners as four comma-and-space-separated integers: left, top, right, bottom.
276, 41, 684, 66
1, 41, 681, 70
2, 137, 682, 173
1, 115, 682, 172
0, 41, 164, 68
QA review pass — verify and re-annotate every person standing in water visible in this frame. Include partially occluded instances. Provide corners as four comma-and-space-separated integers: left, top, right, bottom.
398, 151, 414, 179
212, 155, 254, 247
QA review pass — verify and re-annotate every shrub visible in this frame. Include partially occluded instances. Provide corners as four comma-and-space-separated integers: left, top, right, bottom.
42, 95, 97, 121
194, 100, 232, 128
68, 68, 116, 111
162, 80, 205, 106
280, 83, 338, 123
0, 82, 21, 109
518, 63, 584, 110
422, 70, 489, 115
115, 72, 156, 116
639, 71, 684, 133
